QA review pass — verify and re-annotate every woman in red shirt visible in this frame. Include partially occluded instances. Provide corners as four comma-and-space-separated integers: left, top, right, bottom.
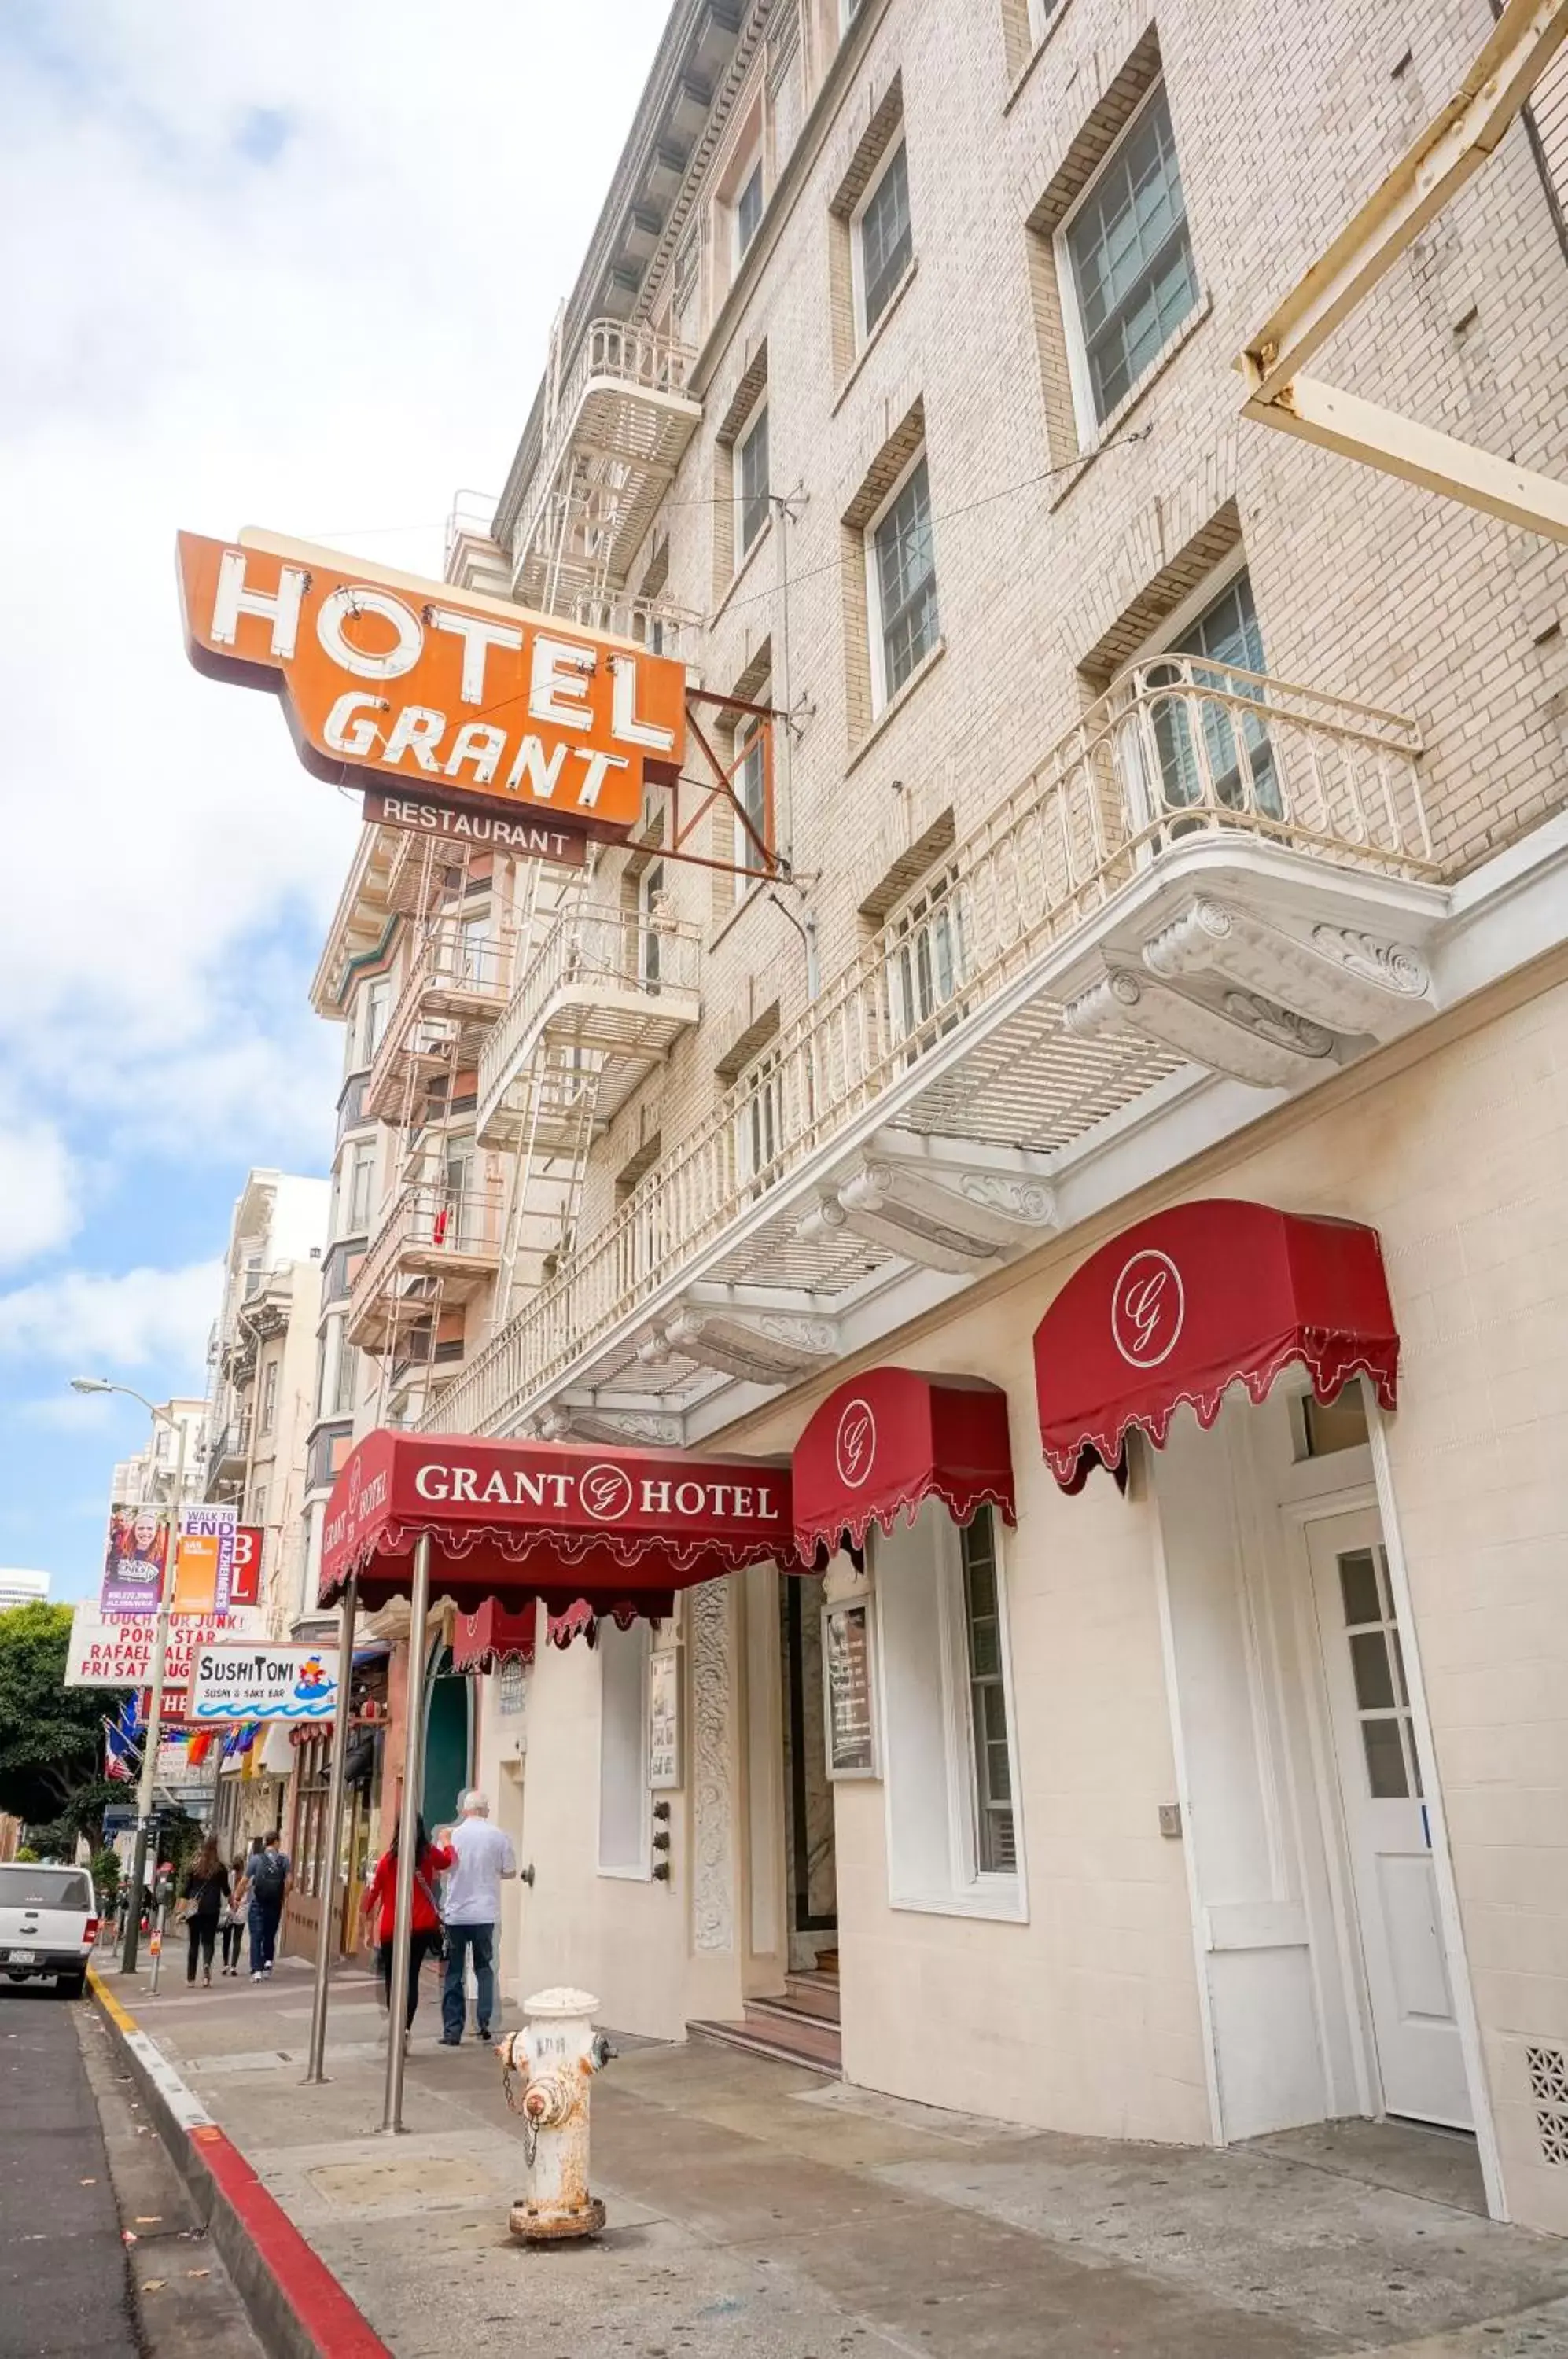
359, 1814, 455, 2047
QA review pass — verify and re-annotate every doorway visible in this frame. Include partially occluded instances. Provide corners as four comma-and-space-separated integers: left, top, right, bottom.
780, 1573, 837, 1973
422, 1647, 472, 1832
1305, 1506, 1472, 2129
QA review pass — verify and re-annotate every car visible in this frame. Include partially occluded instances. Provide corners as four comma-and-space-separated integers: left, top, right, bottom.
0, 1863, 99, 1997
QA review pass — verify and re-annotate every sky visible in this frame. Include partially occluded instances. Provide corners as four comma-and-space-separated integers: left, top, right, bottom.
0, 0, 672, 1603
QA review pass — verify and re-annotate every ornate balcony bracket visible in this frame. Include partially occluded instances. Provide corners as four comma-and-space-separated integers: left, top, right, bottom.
639, 1290, 841, 1387
529, 1399, 689, 1448
1065, 892, 1437, 1092
797, 1131, 1059, 1275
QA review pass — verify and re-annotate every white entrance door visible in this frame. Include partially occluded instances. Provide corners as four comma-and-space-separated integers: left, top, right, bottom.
1307, 1507, 1472, 2129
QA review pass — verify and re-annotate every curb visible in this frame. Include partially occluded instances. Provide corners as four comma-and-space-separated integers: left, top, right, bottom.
89, 1971, 390, 2359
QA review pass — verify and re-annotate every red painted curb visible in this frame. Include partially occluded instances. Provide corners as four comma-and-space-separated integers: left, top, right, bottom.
190, 2124, 392, 2359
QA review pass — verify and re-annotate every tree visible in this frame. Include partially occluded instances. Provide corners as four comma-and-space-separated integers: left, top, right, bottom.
0, 1602, 131, 1848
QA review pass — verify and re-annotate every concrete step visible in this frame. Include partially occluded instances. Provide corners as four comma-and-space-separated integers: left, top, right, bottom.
688, 2004, 842, 2076
782, 1970, 841, 2024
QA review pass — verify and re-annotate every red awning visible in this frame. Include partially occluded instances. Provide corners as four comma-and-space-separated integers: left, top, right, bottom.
1033, 1198, 1399, 1491
792, 1368, 1016, 1558
451, 1601, 538, 1673
448, 1595, 662, 1670
319, 1430, 796, 1617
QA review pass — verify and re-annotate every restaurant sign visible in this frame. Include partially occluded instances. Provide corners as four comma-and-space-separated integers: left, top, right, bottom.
176, 530, 685, 845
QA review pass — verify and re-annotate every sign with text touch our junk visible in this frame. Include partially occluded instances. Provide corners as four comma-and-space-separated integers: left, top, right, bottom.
66, 1603, 264, 1688
189, 1641, 341, 1725
176, 532, 685, 845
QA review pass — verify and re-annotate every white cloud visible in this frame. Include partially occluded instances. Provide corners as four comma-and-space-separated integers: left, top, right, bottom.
0, 1260, 222, 1376
19, 1392, 116, 1431
0, 1110, 80, 1268
0, 2, 670, 1161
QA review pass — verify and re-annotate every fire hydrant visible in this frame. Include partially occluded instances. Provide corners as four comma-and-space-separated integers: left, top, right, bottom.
498, 1986, 616, 2243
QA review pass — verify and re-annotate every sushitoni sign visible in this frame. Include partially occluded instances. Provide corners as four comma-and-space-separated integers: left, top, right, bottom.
177, 530, 686, 845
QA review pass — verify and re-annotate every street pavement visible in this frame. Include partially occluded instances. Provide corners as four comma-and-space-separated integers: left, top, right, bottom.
0, 1982, 139, 2358
96, 1952, 1568, 2358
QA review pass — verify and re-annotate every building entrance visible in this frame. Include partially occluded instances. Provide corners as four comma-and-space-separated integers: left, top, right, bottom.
1305, 1506, 1472, 2129
780, 1572, 837, 1975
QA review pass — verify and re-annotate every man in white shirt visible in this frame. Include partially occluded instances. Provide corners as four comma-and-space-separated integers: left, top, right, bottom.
438, 1790, 517, 2047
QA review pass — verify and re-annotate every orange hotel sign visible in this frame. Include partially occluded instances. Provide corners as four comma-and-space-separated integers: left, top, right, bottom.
176, 530, 686, 845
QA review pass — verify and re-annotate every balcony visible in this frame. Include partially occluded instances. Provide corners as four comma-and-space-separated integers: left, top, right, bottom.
205, 1419, 250, 1492
477, 903, 702, 1147
363, 922, 514, 1124
429, 658, 1442, 1442
511, 318, 701, 612
346, 1182, 506, 1351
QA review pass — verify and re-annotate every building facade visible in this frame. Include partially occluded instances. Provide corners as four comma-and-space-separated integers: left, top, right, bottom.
307, 0, 1568, 2235
0, 1570, 50, 1611
201, 1169, 329, 1860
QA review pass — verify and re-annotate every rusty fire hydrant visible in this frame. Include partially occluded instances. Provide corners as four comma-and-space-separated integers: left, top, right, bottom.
498, 1986, 616, 2243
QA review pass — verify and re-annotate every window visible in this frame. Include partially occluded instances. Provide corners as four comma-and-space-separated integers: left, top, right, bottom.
734, 156, 764, 261
1061, 82, 1198, 431
856, 141, 912, 337
363, 977, 392, 1063
259, 1358, 278, 1436
598, 1618, 650, 1876
456, 912, 491, 982
735, 710, 768, 896
1147, 568, 1282, 823
877, 1502, 1025, 1916
735, 400, 770, 561
1298, 1380, 1370, 1459
636, 860, 666, 990
251, 1481, 268, 1529
1026, 0, 1062, 40
343, 1141, 376, 1235
1337, 1542, 1420, 1801
869, 455, 940, 705
959, 1511, 1015, 1872
331, 1334, 359, 1419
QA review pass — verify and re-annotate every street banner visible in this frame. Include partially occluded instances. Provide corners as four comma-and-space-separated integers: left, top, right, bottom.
66, 1602, 263, 1689
229, 1525, 263, 1608
100, 1501, 170, 1616
189, 1641, 340, 1725
171, 1503, 237, 1616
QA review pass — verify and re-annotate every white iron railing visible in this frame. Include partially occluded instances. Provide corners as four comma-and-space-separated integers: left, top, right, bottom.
513, 318, 698, 592
478, 902, 703, 1127
431, 659, 1430, 1437
351, 1181, 507, 1334
364, 921, 514, 1116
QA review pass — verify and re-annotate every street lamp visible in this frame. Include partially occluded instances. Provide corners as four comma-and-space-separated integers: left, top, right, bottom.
73, 1377, 192, 1974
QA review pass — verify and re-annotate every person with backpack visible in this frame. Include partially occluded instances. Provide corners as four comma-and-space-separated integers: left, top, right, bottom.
243, 1831, 291, 1979
359, 1814, 454, 2049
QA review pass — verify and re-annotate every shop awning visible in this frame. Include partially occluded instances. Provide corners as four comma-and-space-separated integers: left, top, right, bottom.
792, 1368, 1017, 1558
319, 1429, 797, 1617
451, 1595, 660, 1671
1033, 1198, 1399, 1491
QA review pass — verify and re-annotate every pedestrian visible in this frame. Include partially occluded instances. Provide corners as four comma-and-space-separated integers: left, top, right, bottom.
437, 1790, 516, 2048
359, 1814, 454, 2050
178, 1838, 230, 1987
219, 1857, 247, 1975
245, 1831, 291, 1981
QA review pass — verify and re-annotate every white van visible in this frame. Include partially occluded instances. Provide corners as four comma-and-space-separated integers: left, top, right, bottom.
0, 1863, 98, 1996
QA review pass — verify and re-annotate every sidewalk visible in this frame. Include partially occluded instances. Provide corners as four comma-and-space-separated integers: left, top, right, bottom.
95, 1952, 1568, 2358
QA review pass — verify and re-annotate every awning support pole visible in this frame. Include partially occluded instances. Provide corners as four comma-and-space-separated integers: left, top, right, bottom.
303, 1573, 358, 2086
380, 1532, 432, 2134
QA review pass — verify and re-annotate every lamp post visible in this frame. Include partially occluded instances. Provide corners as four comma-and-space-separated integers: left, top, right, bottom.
73, 1378, 193, 1976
